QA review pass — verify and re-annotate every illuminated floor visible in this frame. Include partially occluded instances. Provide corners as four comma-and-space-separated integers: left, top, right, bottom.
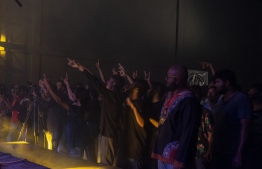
0, 142, 120, 169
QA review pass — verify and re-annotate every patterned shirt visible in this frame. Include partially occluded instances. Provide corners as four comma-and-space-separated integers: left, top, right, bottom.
196, 107, 214, 157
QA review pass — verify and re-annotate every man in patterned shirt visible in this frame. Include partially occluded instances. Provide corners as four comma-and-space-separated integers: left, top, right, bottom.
152, 65, 201, 169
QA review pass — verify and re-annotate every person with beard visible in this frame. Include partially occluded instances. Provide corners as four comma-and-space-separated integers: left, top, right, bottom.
212, 69, 252, 169
152, 65, 201, 169
242, 83, 262, 169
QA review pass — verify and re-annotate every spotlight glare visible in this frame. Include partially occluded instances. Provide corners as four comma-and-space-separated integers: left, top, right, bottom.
0, 34, 6, 57
4, 141, 29, 144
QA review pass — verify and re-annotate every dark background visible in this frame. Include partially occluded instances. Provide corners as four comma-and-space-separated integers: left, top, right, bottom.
0, 0, 261, 92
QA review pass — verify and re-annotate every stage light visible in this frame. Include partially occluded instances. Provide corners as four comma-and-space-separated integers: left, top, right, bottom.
4, 141, 29, 144
45, 131, 53, 150
65, 167, 109, 169
0, 34, 6, 57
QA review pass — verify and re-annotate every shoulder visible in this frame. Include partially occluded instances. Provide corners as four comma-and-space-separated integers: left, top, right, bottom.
180, 97, 201, 111
235, 91, 248, 98
233, 92, 251, 104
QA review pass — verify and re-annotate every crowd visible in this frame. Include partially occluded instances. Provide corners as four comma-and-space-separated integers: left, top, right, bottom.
0, 59, 261, 169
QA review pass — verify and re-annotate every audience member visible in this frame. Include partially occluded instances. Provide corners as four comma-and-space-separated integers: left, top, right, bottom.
152, 65, 201, 169
42, 74, 89, 158
116, 79, 149, 169
212, 69, 252, 169
190, 85, 214, 169
67, 58, 126, 166
243, 83, 262, 169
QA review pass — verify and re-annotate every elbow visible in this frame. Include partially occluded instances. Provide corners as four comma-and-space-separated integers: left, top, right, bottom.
139, 120, 144, 128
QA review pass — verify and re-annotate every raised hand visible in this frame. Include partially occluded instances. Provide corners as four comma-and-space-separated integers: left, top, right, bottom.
112, 68, 118, 75
95, 59, 100, 69
118, 63, 126, 77
61, 73, 69, 85
62, 73, 77, 102
67, 58, 78, 68
118, 63, 125, 71
39, 78, 45, 88
67, 58, 82, 69
67, 58, 85, 71
144, 71, 150, 82
132, 70, 137, 79
42, 74, 51, 88
199, 61, 216, 76
199, 61, 211, 69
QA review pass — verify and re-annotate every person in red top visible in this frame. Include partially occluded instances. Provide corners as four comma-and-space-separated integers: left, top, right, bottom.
7, 85, 32, 142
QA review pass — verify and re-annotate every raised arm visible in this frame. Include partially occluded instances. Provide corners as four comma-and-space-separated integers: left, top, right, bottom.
112, 68, 118, 75
144, 71, 151, 86
126, 97, 144, 127
67, 58, 93, 75
199, 61, 216, 76
118, 63, 134, 84
62, 73, 76, 102
132, 70, 138, 80
68, 58, 112, 97
95, 59, 106, 84
39, 78, 51, 102
42, 74, 69, 111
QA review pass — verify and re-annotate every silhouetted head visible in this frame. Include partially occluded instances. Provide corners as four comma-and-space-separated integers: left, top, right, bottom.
248, 83, 262, 101
166, 65, 188, 91
106, 75, 126, 92
214, 69, 237, 94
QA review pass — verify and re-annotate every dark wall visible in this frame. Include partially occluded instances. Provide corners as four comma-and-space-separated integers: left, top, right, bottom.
0, 0, 261, 91
177, 0, 262, 91
40, 0, 178, 83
